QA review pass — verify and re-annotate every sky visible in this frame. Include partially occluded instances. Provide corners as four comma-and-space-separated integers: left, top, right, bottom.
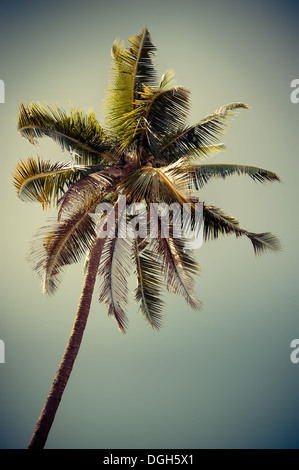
0, 0, 299, 449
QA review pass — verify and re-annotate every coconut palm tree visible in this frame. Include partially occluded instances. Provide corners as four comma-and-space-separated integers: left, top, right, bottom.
13, 28, 281, 449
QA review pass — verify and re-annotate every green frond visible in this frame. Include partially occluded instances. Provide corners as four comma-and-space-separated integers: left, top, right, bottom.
133, 238, 164, 330
188, 163, 281, 189
104, 28, 157, 143
157, 70, 177, 90
18, 102, 114, 165
159, 102, 249, 163
12, 156, 85, 208
105, 83, 190, 156
157, 144, 226, 168
182, 144, 226, 163
128, 27, 157, 95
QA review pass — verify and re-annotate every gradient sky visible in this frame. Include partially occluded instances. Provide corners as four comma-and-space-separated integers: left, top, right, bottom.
0, 0, 299, 449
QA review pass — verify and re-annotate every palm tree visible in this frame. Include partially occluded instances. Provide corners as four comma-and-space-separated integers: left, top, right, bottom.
13, 28, 281, 449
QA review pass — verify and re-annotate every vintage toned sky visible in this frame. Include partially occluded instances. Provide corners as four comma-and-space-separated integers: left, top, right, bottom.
0, 0, 299, 448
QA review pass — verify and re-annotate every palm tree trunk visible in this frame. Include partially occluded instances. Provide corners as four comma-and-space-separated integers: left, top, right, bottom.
27, 235, 106, 449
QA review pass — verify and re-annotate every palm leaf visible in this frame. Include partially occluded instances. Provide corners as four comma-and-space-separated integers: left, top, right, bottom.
160, 235, 200, 310
246, 232, 282, 255
157, 70, 176, 90
98, 204, 133, 333
57, 170, 115, 220
18, 102, 114, 164
170, 236, 201, 276
177, 143, 226, 164
121, 165, 191, 205
159, 102, 249, 163
150, 206, 200, 309
128, 27, 157, 96
104, 28, 157, 143
29, 190, 110, 294
139, 85, 190, 159
133, 238, 164, 330
203, 204, 281, 254
12, 157, 85, 208
29, 212, 96, 295
188, 163, 281, 189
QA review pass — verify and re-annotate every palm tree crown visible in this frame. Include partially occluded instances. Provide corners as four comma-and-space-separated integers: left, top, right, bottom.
13, 28, 281, 332
13, 27, 281, 449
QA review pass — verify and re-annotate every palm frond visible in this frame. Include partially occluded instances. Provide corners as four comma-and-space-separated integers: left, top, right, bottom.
203, 204, 281, 254
181, 143, 226, 163
128, 27, 157, 96
133, 238, 164, 330
57, 170, 115, 220
150, 206, 200, 309
157, 70, 176, 90
139, 85, 190, 159
170, 236, 201, 276
246, 232, 282, 255
159, 102, 249, 163
121, 165, 191, 205
29, 189, 111, 294
203, 204, 241, 240
12, 157, 85, 208
188, 163, 281, 189
29, 211, 96, 295
104, 28, 157, 143
160, 236, 200, 310
98, 204, 133, 333
18, 102, 114, 165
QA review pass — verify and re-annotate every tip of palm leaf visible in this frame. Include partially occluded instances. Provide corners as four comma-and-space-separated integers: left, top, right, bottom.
192, 298, 203, 311
248, 232, 282, 256
273, 173, 282, 183
151, 322, 163, 332
222, 102, 250, 114
42, 276, 51, 296
115, 316, 128, 334
41, 271, 59, 296
235, 102, 250, 110
118, 325, 127, 334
